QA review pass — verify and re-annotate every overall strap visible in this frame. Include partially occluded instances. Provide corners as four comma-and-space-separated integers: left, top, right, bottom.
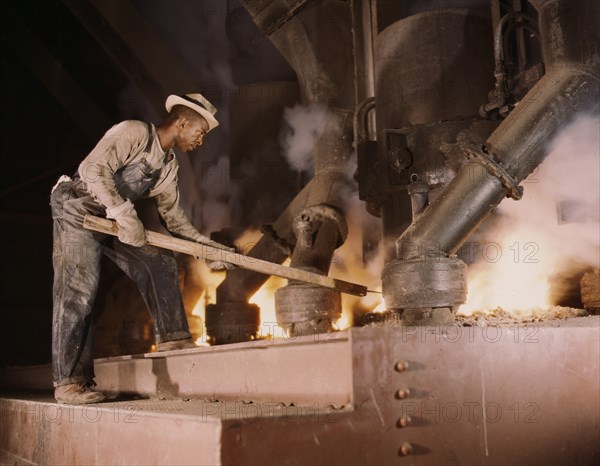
143, 121, 154, 153
72, 121, 155, 181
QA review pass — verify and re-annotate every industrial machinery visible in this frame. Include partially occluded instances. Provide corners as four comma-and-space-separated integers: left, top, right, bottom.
209, 0, 599, 334
1, 1, 598, 464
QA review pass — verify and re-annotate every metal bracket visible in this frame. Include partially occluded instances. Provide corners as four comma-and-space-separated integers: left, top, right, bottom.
353, 97, 376, 146
259, 224, 293, 256
461, 142, 524, 200
252, 0, 313, 43
293, 204, 349, 248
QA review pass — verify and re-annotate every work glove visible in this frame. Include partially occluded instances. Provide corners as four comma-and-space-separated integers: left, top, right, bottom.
207, 259, 235, 271
106, 200, 146, 247
195, 235, 236, 271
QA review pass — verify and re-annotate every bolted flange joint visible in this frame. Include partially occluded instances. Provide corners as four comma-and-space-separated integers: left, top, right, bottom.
382, 256, 467, 325
274, 282, 342, 336
292, 204, 348, 250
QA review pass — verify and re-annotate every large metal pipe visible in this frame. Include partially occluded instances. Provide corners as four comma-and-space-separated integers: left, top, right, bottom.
215, 179, 313, 304
274, 204, 347, 335
373, 7, 498, 323
395, 0, 599, 260
211, 0, 355, 340
373, 9, 497, 263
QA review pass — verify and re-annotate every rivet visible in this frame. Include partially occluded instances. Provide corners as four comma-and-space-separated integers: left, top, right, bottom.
399, 442, 413, 456
395, 360, 409, 372
395, 388, 410, 399
396, 415, 411, 428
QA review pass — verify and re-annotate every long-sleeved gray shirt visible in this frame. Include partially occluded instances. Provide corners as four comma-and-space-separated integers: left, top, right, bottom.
78, 120, 203, 242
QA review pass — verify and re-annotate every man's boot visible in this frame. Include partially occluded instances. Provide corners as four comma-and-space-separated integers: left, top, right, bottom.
157, 337, 197, 352
54, 382, 107, 404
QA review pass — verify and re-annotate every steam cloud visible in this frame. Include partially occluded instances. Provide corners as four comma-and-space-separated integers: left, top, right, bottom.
501, 114, 599, 268
282, 103, 385, 318
461, 113, 600, 312
330, 159, 385, 321
278, 103, 385, 323
280, 104, 328, 175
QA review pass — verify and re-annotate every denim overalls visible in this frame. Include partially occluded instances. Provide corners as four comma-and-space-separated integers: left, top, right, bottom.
50, 123, 191, 387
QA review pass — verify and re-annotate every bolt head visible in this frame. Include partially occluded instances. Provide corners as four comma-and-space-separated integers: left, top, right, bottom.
395, 388, 410, 399
395, 360, 409, 372
396, 415, 411, 428
399, 442, 413, 456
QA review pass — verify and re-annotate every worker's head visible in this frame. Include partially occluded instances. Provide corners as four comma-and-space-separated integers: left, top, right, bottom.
164, 93, 219, 152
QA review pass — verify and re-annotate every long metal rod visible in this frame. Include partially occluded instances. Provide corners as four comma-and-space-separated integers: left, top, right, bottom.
83, 215, 367, 297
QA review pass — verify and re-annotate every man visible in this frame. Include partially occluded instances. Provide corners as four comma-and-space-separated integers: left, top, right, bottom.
50, 93, 232, 404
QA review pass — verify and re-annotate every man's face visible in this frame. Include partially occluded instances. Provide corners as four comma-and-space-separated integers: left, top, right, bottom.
175, 116, 209, 152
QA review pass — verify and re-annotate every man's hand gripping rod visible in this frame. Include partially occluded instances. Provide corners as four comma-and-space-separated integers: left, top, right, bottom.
83, 215, 368, 297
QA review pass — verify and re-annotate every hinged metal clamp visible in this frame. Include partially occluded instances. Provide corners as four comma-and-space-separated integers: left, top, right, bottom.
461, 142, 524, 200
293, 204, 348, 249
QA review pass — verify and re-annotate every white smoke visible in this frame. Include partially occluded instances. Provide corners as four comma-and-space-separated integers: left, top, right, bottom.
278, 104, 385, 322
460, 113, 600, 313
280, 104, 328, 175
505, 114, 600, 268
327, 152, 385, 322
543, 114, 600, 226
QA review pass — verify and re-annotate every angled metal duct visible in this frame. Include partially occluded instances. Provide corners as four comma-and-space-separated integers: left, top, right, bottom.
208, 0, 355, 342
383, 0, 600, 323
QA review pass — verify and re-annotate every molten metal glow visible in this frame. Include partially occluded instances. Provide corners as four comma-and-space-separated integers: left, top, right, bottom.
193, 338, 210, 347
188, 264, 225, 344
190, 267, 225, 319
461, 115, 599, 315
249, 275, 287, 338
185, 116, 598, 335
458, 226, 556, 315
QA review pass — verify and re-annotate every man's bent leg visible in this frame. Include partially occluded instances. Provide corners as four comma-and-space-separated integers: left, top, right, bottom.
104, 241, 192, 344
51, 188, 106, 387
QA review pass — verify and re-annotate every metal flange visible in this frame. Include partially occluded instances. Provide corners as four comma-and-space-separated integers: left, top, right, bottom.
292, 204, 348, 249
382, 257, 467, 310
274, 282, 342, 336
460, 142, 524, 200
